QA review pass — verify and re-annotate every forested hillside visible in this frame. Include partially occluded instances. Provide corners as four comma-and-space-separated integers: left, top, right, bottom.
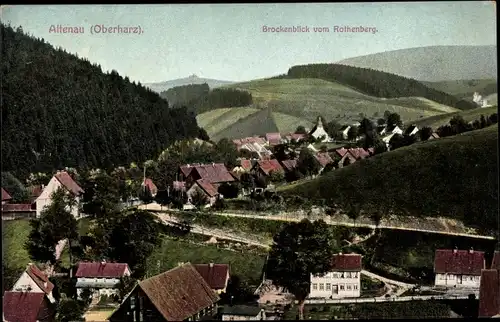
159, 83, 210, 107
287, 64, 477, 110
1, 24, 202, 178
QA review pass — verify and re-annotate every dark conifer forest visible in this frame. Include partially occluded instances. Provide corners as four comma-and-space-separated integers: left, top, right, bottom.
287, 64, 478, 110
1, 24, 202, 178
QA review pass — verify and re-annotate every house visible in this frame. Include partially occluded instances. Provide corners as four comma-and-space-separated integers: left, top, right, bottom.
334, 148, 357, 168
12, 263, 56, 304
220, 305, 266, 321
35, 170, 84, 218
232, 159, 254, 173
186, 179, 219, 207
3, 291, 56, 322
310, 253, 362, 299
265, 133, 282, 146
380, 124, 403, 136
193, 263, 230, 294
2, 203, 36, 220
233, 136, 267, 147
433, 248, 485, 287
314, 152, 333, 173
108, 263, 220, 322
238, 142, 272, 160
347, 148, 370, 160
307, 143, 319, 153
309, 117, 332, 142
75, 261, 131, 298
428, 132, 440, 140
252, 159, 284, 177
2, 187, 12, 204
142, 178, 158, 197
381, 133, 397, 150
179, 163, 235, 188
404, 125, 419, 136
340, 125, 351, 140
281, 159, 298, 173
479, 252, 500, 317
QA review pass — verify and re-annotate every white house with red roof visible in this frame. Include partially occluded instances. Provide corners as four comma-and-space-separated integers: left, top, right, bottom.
75, 261, 131, 298
186, 179, 220, 207
12, 263, 56, 304
310, 253, 362, 299
35, 170, 84, 218
434, 248, 485, 288
309, 117, 332, 143
142, 178, 158, 197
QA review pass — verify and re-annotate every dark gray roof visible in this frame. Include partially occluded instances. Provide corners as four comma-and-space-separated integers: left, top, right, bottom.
222, 305, 262, 316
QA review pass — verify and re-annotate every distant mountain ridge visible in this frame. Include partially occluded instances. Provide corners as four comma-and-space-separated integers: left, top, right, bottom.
336, 45, 497, 82
145, 74, 235, 93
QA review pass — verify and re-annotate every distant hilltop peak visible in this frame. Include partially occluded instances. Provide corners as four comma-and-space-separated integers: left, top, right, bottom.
189, 74, 199, 79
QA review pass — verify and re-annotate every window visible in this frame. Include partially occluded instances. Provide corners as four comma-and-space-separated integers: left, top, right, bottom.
130, 296, 135, 310
353, 272, 358, 278
312, 283, 318, 290
340, 284, 345, 290
354, 284, 358, 290
332, 273, 338, 278
319, 283, 324, 290
449, 275, 455, 280
346, 272, 352, 278
475, 276, 480, 281
347, 284, 352, 290
340, 273, 344, 278
326, 283, 331, 290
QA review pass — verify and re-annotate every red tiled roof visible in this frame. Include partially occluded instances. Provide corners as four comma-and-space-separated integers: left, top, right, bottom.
193, 264, 230, 290
256, 159, 283, 176
335, 148, 349, 157
281, 159, 298, 172
492, 252, 500, 270
173, 181, 186, 191
2, 203, 34, 212
137, 263, 220, 321
55, 171, 84, 195
180, 165, 194, 177
143, 178, 158, 194
195, 179, 219, 197
75, 262, 130, 278
348, 148, 370, 160
240, 159, 252, 171
265, 133, 282, 145
187, 163, 235, 184
331, 254, 362, 271
3, 291, 45, 322
2, 188, 12, 201
27, 264, 54, 294
434, 249, 485, 275
291, 133, 306, 141
315, 152, 333, 167
479, 269, 500, 317
234, 137, 267, 146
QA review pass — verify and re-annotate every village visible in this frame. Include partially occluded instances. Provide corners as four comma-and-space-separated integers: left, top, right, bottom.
2, 112, 499, 321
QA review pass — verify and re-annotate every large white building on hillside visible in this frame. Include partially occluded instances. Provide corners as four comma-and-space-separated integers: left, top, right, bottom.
35, 171, 84, 218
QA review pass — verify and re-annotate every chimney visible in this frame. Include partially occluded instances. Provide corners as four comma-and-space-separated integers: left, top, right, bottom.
453, 247, 458, 254
209, 262, 214, 268
187, 164, 190, 168
212, 163, 215, 167
101, 260, 106, 265
470, 248, 474, 254
44, 282, 48, 288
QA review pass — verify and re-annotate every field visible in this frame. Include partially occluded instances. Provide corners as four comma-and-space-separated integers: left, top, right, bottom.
146, 237, 266, 286
421, 79, 497, 101
280, 125, 499, 232
197, 78, 460, 140
410, 106, 497, 130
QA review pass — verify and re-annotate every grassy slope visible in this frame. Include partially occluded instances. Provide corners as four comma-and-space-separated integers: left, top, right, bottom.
410, 106, 498, 129
198, 78, 460, 139
146, 238, 265, 286
280, 125, 499, 231
421, 79, 497, 99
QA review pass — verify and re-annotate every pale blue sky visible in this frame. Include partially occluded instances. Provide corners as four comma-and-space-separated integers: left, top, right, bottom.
1, 2, 496, 83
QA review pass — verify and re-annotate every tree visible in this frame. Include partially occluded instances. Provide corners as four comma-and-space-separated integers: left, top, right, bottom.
191, 188, 209, 208
117, 276, 137, 302
139, 185, 154, 204
320, 163, 335, 176
213, 196, 227, 211
269, 170, 285, 183
383, 110, 392, 120
389, 133, 405, 150
418, 126, 433, 141
373, 141, 388, 155
489, 113, 498, 124
254, 174, 268, 189
171, 189, 188, 209
217, 183, 239, 199
480, 115, 487, 128
386, 113, 403, 128
295, 125, 307, 134
326, 120, 341, 139
377, 118, 386, 126
107, 209, 164, 278
347, 126, 358, 141
80, 170, 121, 221
267, 219, 339, 320
273, 144, 289, 162
358, 118, 375, 137
214, 138, 239, 169
285, 168, 304, 183
297, 148, 321, 178
55, 297, 85, 322
370, 209, 384, 229
347, 204, 361, 226
319, 145, 328, 153
154, 189, 171, 206
25, 188, 79, 265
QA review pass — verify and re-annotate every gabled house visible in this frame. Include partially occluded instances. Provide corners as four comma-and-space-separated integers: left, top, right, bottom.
35, 170, 84, 218
428, 132, 440, 140
347, 148, 370, 160
233, 136, 267, 147
310, 253, 362, 299
2, 187, 12, 205
379, 124, 403, 136
309, 117, 332, 142
187, 179, 220, 206
479, 252, 500, 318
238, 142, 272, 160
381, 133, 397, 150
281, 159, 298, 173
314, 152, 333, 173
434, 248, 485, 287
142, 178, 158, 197
334, 148, 357, 168
340, 125, 351, 140
75, 261, 131, 298
12, 263, 56, 304
220, 305, 266, 321
252, 159, 284, 177
108, 263, 220, 322
193, 263, 230, 294
265, 133, 282, 146
232, 159, 253, 173
179, 163, 235, 189
404, 125, 419, 136
3, 291, 56, 322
